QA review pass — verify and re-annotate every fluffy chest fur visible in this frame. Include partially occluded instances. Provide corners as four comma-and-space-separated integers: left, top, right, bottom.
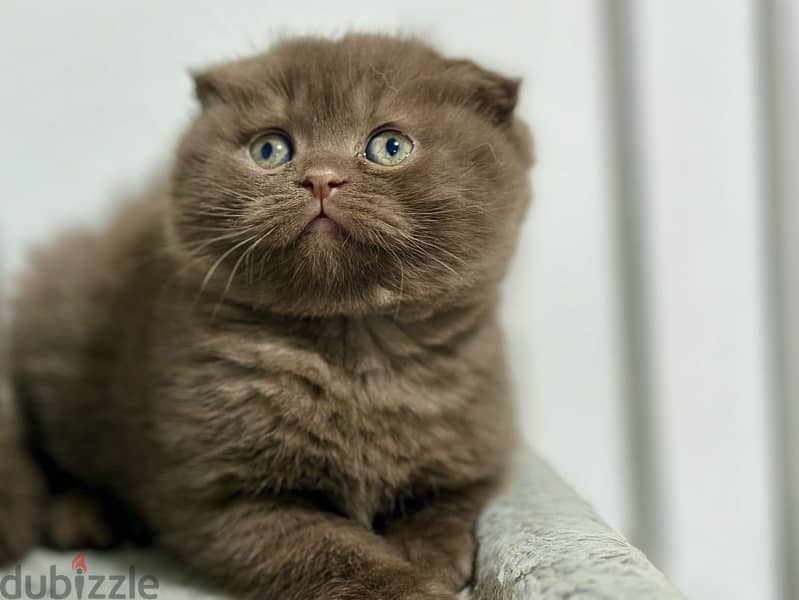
155, 306, 512, 526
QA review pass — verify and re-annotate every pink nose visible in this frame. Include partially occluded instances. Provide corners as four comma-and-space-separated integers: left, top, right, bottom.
302, 171, 345, 201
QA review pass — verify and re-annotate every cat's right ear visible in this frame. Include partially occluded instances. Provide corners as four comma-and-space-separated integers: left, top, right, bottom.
191, 70, 223, 110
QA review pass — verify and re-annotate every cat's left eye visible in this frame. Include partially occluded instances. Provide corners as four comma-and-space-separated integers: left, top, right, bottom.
364, 130, 414, 166
249, 132, 293, 169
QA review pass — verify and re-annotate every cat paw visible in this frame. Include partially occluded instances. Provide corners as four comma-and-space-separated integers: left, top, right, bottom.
0, 450, 44, 566
388, 528, 476, 591
0, 500, 41, 567
45, 492, 117, 550
402, 581, 459, 600
357, 567, 458, 600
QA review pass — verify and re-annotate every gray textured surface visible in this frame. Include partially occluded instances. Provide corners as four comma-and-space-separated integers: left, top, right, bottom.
472, 450, 684, 599
2, 449, 682, 599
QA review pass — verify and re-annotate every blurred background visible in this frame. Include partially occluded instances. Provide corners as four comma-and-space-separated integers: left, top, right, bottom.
1, 1, 797, 599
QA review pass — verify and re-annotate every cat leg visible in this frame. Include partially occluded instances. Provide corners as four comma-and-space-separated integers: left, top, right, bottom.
384, 482, 497, 592
156, 496, 458, 600
0, 425, 45, 566
43, 492, 119, 550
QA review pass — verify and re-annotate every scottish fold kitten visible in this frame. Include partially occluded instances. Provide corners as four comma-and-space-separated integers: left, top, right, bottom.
3, 34, 532, 599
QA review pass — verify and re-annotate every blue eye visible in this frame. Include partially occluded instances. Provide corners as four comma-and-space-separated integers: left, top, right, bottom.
386, 137, 401, 156
249, 132, 293, 169
365, 130, 414, 166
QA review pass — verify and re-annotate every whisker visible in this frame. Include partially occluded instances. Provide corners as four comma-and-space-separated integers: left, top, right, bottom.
198, 233, 260, 301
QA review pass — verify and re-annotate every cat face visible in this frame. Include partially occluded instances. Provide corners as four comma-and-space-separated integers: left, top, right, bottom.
170, 34, 533, 317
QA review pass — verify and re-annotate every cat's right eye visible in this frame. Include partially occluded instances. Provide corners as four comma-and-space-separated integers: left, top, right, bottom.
249, 132, 294, 170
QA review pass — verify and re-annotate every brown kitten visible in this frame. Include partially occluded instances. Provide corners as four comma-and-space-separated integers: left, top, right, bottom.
7, 34, 533, 599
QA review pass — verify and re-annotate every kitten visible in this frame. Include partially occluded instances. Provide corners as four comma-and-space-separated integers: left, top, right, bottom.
4, 34, 533, 599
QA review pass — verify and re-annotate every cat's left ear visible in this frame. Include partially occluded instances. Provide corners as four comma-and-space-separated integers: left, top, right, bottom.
190, 69, 223, 110
444, 59, 520, 126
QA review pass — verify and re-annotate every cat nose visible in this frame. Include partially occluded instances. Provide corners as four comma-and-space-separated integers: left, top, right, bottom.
301, 170, 346, 201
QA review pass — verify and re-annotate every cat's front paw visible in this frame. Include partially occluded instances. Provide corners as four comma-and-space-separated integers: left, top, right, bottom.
358, 567, 458, 600
388, 527, 476, 591
396, 580, 458, 600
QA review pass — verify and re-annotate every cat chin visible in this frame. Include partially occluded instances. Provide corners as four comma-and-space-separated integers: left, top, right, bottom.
248, 293, 393, 319
370, 285, 397, 309
217, 276, 405, 318
246, 281, 460, 320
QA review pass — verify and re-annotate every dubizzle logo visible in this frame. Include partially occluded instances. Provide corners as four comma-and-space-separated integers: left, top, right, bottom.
0, 552, 159, 599
72, 552, 88, 575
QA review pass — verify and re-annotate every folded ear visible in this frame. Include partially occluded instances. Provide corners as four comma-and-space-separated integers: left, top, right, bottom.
190, 69, 223, 110
444, 59, 521, 126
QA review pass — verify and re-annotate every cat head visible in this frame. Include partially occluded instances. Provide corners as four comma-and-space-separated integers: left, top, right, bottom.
169, 34, 533, 318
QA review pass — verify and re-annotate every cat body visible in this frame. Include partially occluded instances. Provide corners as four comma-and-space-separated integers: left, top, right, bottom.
4, 34, 532, 600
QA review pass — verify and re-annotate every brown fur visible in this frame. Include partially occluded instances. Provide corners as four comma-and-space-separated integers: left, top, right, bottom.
0, 334, 44, 563
5, 34, 532, 599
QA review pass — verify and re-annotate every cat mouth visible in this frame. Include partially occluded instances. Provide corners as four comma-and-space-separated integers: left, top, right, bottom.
302, 202, 346, 238
304, 214, 342, 236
